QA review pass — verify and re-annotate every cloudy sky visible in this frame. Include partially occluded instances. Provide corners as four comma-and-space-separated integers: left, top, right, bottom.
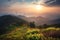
0, 0, 60, 19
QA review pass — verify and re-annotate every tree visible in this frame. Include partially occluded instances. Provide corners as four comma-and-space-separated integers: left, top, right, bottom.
29, 22, 35, 28
43, 24, 48, 28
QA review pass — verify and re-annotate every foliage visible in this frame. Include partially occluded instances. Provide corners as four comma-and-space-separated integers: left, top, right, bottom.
42, 27, 60, 38
0, 15, 27, 34
29, 22, 35, 28
24, 29, 45, 40
0, 26, 60, 40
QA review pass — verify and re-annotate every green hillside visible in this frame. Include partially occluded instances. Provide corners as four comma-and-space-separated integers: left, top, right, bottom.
0, 15, 60, 40
0, 15, 28, 34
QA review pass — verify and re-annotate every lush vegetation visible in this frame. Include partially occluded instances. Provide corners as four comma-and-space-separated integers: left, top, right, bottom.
0, 26, 60, 40
0, 15, 60, 40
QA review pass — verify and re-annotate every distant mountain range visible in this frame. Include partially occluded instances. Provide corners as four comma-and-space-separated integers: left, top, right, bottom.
0, 15, 60, 26
18, 15, 60, 25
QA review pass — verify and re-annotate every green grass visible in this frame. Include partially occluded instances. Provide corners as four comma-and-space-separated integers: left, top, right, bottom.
0, 27, 60, 40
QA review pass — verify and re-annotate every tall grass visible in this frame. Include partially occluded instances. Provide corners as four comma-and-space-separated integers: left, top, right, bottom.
0, 27, 60, 40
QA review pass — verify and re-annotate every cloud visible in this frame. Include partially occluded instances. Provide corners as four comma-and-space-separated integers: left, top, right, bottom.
42, 0, 60, 7
0, 0, 60, 17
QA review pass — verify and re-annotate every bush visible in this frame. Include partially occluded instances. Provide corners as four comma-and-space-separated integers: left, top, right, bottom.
24, 29, 46, 40
43, 27, 60, 38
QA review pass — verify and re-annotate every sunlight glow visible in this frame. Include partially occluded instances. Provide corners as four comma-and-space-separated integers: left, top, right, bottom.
35, 5, 43, 10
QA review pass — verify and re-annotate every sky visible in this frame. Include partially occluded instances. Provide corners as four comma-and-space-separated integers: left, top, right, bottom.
0, 0, 60, 19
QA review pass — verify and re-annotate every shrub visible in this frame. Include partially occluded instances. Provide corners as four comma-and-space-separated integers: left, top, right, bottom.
43, 27, 60, 38
24, 29, 46, 40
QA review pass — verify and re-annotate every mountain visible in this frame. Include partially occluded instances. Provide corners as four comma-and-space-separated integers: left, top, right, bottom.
0, 15, 27, 34
18, 15, 60, 26
49, 18, 60, 24
0, 15, 27, 27
18, 15, 49, 25
0, 15, 60, 34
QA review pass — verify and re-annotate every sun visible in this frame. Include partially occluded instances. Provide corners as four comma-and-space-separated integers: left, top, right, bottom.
35, 5, 43, 10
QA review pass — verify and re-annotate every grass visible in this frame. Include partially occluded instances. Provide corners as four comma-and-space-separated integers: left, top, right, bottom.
0, 27, 60, 40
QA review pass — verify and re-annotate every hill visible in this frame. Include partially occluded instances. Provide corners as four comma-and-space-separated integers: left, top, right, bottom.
0, 15, 27, 34
18, 15, 60, 25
